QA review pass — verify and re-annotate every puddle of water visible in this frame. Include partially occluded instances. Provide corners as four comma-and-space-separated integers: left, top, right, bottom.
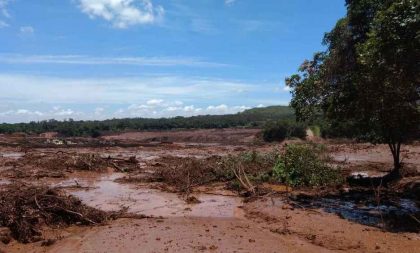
0, 178, 10, 185
297, 197, 420, 232
56, 173, 244, 218
0, 152, 24, 159
350, 171, 387, 178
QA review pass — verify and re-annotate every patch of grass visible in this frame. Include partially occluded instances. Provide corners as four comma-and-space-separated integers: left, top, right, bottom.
273, 143, 343, 187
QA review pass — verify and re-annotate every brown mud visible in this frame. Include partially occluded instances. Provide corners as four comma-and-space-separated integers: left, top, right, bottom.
0, 129, 419, 252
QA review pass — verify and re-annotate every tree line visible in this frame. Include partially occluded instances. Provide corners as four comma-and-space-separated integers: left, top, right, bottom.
0, 106, 295, 137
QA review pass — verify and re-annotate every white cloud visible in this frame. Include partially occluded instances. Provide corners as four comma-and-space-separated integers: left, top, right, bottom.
0, 0, 12, 18
19, 26, 34, 35
225, 0, 236, 6
0, 109, 43, 117
0, 74, 258, 104
0, 0, 12, 27
0, 102, 263, 123
283, 85, 292, 92
94, 107, 105, 115
183, 105, 195, 112
166, 106, 178, 112
0, 54, 230, 68
0, 107, 85, 122
77, 0, 164, 28
146, 99, 164, 106
55, 109, 75, 116
122, 102, 251, 118
16, 109, 29, 114
0, 73, 286, 122
206, 104, 228, 113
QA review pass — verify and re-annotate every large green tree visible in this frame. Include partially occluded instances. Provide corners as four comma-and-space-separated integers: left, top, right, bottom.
287, 0, 419, 177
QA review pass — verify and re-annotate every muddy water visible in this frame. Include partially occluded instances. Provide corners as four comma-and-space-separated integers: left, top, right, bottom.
296, 196, 420, 232
55, 173, 244, 218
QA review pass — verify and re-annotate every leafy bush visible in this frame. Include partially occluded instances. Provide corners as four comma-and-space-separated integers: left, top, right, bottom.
263, 123, 288, 142
289, 124, 307, 139
263, 121, 307, 142
273, 143, 343, 187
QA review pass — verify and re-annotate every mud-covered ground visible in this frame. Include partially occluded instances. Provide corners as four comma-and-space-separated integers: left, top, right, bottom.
0, 129, 419, 253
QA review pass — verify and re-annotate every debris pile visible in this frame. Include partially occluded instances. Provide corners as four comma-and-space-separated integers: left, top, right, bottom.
2, 152, 140, 179
154, 156, 223, 193
0, 183, 110, 243
151, 152, 278, 193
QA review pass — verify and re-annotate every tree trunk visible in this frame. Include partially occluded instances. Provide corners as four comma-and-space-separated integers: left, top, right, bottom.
387, 141, 402, 180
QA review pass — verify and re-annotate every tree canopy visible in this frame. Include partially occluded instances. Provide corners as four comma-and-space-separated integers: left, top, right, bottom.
286, 0, 419, 175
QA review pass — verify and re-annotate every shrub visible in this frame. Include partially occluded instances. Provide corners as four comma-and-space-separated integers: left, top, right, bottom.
90, 129, 102, 138
273, 143, 343, 187
263, 123, 288, 142
263, 121, 307, 142
289, 124, 307, 139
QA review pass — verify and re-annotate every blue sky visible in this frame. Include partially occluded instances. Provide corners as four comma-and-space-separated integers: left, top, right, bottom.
0, 0, 346, 123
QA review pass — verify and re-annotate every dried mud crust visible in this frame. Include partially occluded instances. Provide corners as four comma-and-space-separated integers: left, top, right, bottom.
0, 183, 111, 243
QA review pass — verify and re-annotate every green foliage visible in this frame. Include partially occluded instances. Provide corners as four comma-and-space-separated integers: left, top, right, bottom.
273, 144, 343, 187
220, 150, 280, 191
286, 0, 419, 171
355, 0, 420, 144
0, 106, 295, 137
309, 125, 321, 137
214, 150, 279, 182
262, 120, 307, 142
263, 123, 288, 142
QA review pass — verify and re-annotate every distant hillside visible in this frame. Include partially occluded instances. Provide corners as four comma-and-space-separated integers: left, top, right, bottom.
241, 105, 294, 117
0, 105, 295, 137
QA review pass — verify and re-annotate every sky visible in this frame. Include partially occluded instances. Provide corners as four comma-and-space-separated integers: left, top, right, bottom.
0, 0, 346, 123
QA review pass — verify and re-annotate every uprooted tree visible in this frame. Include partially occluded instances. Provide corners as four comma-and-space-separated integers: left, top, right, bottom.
286, 0, 419, 178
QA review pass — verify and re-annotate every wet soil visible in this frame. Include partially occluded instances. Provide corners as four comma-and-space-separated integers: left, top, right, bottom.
56, 172, 244, 218
0, 129, 419, 252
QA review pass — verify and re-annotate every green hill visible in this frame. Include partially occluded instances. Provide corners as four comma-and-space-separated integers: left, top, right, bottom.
241, 105, 294, 117
0, 105, 295, 137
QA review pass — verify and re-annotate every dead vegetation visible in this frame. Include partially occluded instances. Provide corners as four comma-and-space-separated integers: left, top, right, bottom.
153, 156, 227, 193
1, 152, 139, 179
0, 183, 112, 243
148, 151, 279, 195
